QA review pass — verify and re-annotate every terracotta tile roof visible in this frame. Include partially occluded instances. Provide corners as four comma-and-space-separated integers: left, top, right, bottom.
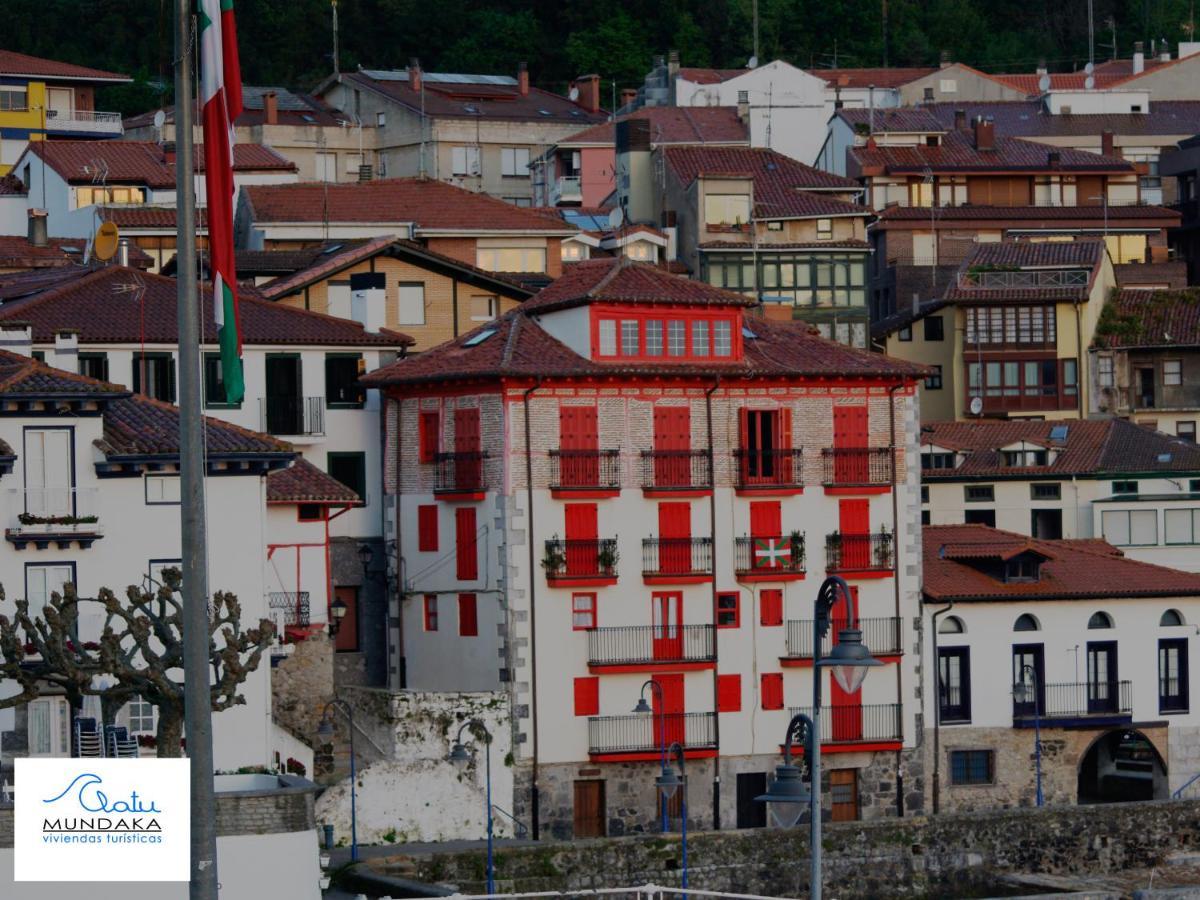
235, 246, 341, 277
924, 523, 1200, 601
993, 72, 1125, 94
99, 394, 293, 458
921, 418, 1200, 477
338, 70, 607, 124
943, 239, 1105, 303
267, 457, 361, 505
836, 108, 946, 133
876, 204, 1180, 224
852, 129, 1131, 173
1095, 288, 1200, 349
0, 350, 129, 398
242, 177, 574, 232
0, 266, 413, 347
24, 141, 295, 188
0, 50, 129, 83
816, 67, 938, 88
1092, 57, 1176, 78
558, 107, 749, 146
700, 239, 869, 250
0, 237, 148, 270
677, 68, 748, 84
522, 258, 757, 313
925, 101, 1200, 138
97, 206, 208, 231
0, 174, 27, 196
126, 87, 350, 130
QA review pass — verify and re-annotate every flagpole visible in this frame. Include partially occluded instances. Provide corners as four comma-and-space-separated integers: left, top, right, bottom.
174, 0, 220, 897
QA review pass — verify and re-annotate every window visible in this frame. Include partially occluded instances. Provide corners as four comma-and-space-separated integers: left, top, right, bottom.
717, 674, 742, 712
298, 504, 323, 521
75, 186, 147, 206
0, 87, 28, 111
964, 509, 995, 526
717, 591, 740, 628
908, 180, 933, 208
456, 506, 478, 580
325, 354, 365, 407
689, 320, 707, 357
713, 320, 732, 357
949, 750, 993, 785
1002, 449, 1048, 467
594, 311, 739, 361
1088, 611, 1114, 629
26, 563, 75, 610
1031, 483, 1061, 500
458, 593, 478, 636
418, 505, 438, 551
470, 296, 498, 322
816, 218, 833, 240
328, 453, 366, 500
376, 111, 386, 127
1164, 360, 1183, 386
423, 594, 439, 631
964, 485, 994, 502
1166, 509, 1200, 545
1160, 638, 1189, 713
418, 410, 440, 463
123, 698, 156, 735
573, 677, 599, 716
965, 306, 1056, 347
78, 352, 108, 381
1179, 421, 1197, 443
924, 317, 945, 341
1112, 480, 1139, 495
922, 452, 955, 470
1005, 558, 1040, 582
1102, 509, 1157, 546
145, 475, 181, 505
314, 151, 336, 181
1097, 356, 1114, 388
921, 510, 930, 524
898, 326, 912, 342
451, 146, 481, 176
562, 241, 587, 262
921, 486, 930, 504
938, 647, 971, 723
133, 352, 176, 402
477, 247, 547, 273
760, 672, 784, 710
1162, 609, 1185, 626
572, 592, 597, 630
938, 615, 965, 634
1013, 613, 1040, 632
398, 283, 426, 325
925, 364, 943, 390
644, 320, 663, 356
759, 589, 783, 627
704, 194, 751, 228
621, 320, 639, 356
500, 147, 530, 177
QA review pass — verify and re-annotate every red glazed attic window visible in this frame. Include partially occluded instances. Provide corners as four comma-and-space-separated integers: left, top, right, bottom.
591, 306, 741, 362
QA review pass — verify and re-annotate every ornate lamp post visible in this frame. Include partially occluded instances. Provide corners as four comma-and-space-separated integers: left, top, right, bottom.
448, 719, 496, 894
632, 678, 669, 832
1014, 663, 1044, 807
317, 699, 358, 862
655, 741, 688, 889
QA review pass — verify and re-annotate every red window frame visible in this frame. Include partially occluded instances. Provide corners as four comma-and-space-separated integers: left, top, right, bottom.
571, 592, 597, 630
417, 504, 439, 552
574, 676, 600, 716
717, 674, 742, 712
761, 672, 784, 710
590, 304, 743, 363
458, 593, 478, 637
418, 410, 440, 463
423, 594, 438, 631
716, 591, 740, 628
760, 588, 784, 627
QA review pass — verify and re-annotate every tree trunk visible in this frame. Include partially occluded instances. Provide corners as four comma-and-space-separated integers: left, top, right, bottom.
156, 708, 184, 758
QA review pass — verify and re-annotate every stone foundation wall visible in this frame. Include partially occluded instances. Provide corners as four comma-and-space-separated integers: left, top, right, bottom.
271, 631, 335, 747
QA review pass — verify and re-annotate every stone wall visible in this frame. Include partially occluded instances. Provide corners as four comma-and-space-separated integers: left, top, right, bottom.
411, 797, 1200, 898
271, 630, 335, 748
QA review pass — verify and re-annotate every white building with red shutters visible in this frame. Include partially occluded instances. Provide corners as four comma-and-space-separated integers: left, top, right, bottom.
364, 258, 928, 839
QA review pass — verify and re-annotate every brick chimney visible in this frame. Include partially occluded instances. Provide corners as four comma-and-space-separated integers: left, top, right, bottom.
408, 57, 422, 93
27, 208, 47, 248
1133, 42, 1145, 75
1101, 130, 1115, 157
954, 108, 967, 130
575, 74, 601, 114
668, 50, 680, 79
162, 141, 176, 165
973, 116, 995, 151
620, 88, 637, 108
264, 90, 278, 125
518, 62, 529, 97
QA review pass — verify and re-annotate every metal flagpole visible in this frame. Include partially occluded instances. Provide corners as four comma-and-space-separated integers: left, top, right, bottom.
174, 0, 220, 896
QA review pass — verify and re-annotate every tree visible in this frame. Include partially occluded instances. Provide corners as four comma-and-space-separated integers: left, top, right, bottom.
0, 570, 275, 758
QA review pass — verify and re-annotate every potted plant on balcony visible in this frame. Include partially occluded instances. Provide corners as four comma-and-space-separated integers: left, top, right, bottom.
541, 536, 566, 576
788, 530, 805, 569
16, 512, 100, 534
597, 542, 620, 574
874, 524, 893, 569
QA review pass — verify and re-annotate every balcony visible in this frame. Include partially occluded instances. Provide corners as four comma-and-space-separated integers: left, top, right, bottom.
1011, 681, 1133, 726
268, 591, 313, 643
45, 108, 124, 135
260, 396, 324, 439
821, 448, 894, 492
783, 616, 903, 663
642, 537, 713, 583
825, 531, 894, 576
787, 703, 903, 747
433, 451, 487, 498
6, 488, 103, 549
587, 712, 717, 758
958, 269, 1089, 290
733, 448, 804, 494
734, 533, 806, 582
640, 450, 712, 495
549, 449, 621, 496
551, 175, 582, 205
587, 625, 715, 671
543, 537, 619, 586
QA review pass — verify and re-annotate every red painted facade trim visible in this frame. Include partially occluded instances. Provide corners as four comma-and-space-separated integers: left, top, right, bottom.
551, 488, 621, 500
547, 576, 619, 588
824, 485, 892, 496
434, 490, 487, 502
735, 487, 805, 497
735, 572, 807, 584
827, 569, 894, 580
588, 661, 716, 675
643, 574, 714, 585
780, 654, 902, 668
642, 488, 713, 498
590, 749, 719, 763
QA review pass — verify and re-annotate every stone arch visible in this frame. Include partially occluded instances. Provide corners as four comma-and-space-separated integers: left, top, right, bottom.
1076, 728, 1168, 804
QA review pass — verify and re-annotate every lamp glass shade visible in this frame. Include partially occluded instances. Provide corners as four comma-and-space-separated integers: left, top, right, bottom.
357, 544, 372, 566
330, 598, 348, 621
817, 627, 881, 694
1013, 681, 1030, 704
633, 697, 653, 715
754, 763, 810, 829
448, 742, 471, 769
831, 662, 871, 695
317, 717, 334, 741
655, 767, 682, 801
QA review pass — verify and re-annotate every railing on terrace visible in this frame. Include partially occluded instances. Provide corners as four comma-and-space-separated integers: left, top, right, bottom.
958, 269, 1090, 290
734, 534, 806, 576
785, 616, 903, 659
434, 451, 487, 493
825, 531, 894, 572
260, 396, 324, 437
640, 450, 712, 491
543, 538, 619, 580
587, 625, 715, 667
587, 712, 717, 755
268, 591, 311, 628
642, 537, 713, 578
732, 448, 804, 489
1011, 680, 1133, 720
787, 703, 903, 743
549, 449, 621, 491
821, 448, 894, 487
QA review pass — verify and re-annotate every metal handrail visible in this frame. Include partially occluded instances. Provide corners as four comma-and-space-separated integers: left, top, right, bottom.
1173, 772, 1200, 799
491, 804, 529, 838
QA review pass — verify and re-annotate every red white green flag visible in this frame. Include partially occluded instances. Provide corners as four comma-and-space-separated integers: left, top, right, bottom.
198, 0, 245, 403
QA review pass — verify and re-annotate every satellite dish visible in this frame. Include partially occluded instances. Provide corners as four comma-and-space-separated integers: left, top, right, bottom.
1038, 74, 1051, 93
607, 206, 624, 230
568, 87, 579, 102
747, 56, 759, 69
1085, 61, 1095, 74
152, 109, 166, 129
1085, 75, 1095, 90
969, 396, 984, 416
93, 222, 120, 262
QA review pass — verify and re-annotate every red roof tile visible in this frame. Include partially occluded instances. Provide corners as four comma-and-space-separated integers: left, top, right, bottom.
837, 108, 945, 133
965, 240, 1105, 269
267, 458, 361, 505
943, 239, 1105, 302
1095, 288, 1200, 349
925, 101, 1200, 139
851, 129, 1131, 173
0, 50, 129, 83
126, 87, 350, 130
0, 237, 151, 270
992, 72, 1126, 94
99, 394, 292, 458
97, 206, 208, 230
700, 239, 869, 250
242, 177, 575, 232
0, 350, 129, 398
677, 68, 748, 84
24, 141, 295, 188
876, 204, 1179, 223
522, 258, 756, 313
815, 66, 938, 88
924, 524, 1200, 601
559, 107, 749, 146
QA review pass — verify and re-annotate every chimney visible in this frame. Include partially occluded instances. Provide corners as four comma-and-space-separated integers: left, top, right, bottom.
576, 74, 601, 114
1036, 58, 1048, 76
973, 116, 995, 151
940, 49, 952, 68
0, 324, 32, 357
620, 88, 637, 108
350, 271, 386, 334
264, 90, 278, 125
668, 50, 680, 79
1160, 42, 1172, 61
162, 141, 176, 166
1133, 42, 1145, 75
53, 330, 80, 374
27, 208, 47, 248
118, 238, 130, 268
1047, 150, 1061, 168
953, 108, 967, 130
408, 57, 422, 93
517, 62, 529, 97
1101, 129, 1115, 157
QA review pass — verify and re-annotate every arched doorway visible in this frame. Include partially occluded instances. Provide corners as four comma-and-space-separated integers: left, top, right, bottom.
1077, 729, 1168, 804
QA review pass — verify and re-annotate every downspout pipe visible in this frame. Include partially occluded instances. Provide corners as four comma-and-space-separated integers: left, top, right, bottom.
887, 381, 904, 815
523, 378, 543, 839
1075, 300, 1084, 420
387, 393, 407, 689
929, 600, 955, 815
705, 376, 721, 830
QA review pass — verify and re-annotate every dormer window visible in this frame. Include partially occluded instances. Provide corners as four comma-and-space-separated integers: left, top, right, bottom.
593, 309, 739, 362
1002, 449, 1048, 467
922, 451, 956, 470
1004, 557, 1041, 582
704, 194, 751, 229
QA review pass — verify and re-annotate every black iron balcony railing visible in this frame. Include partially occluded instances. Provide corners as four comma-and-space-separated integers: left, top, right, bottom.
1011, 680, 1133, 720
821, 448, 894, 487
587, 625, 715, 667
261, 396, 324, 436
825, 531, 894, 572
543, 538, 619, 580
548, 449, 621, 491
734, 534, 806, 576
733, 448, 804, 489
785, 616, 903, 659
268, 591, 311, 628
640, 450, 712, 491
642, 537, 714, 578
787, 703, 903, 743
587, 712, 717, 755
434, 451, 487, 493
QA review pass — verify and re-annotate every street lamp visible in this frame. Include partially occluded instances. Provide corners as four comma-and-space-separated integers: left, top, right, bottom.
633, 679, 669, 832
756, 713, 814, 829
317, 699, 358, 862
328, 597, 347, 637
448, 720, 496, 894
655, 741, 688, 889
1013, 664, 1044, 807
758, 576, 881, 900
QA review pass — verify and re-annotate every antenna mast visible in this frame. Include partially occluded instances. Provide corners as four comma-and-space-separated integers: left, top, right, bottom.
332, 0, 340, 75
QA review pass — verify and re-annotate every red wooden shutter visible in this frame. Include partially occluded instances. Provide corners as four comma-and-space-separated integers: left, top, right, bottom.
454, 407, 482, 488
653, 406, 691, 487
458, 593, 478, 636
417, 504, 439, 551
778, 407, 792, 450
653, 673, 686, 745
573, 677, 599, 716
419, 411, 440, 463
761, 673, 784, 710
455, 507, 478, 580
560, 406, 599, 486
658, 502, 691, 574
760, 589, 784, 626
838, 498, 871, 570
737, 407, 751, 483
717, 674, 742, 712
749, 501, 782, 539
564, 503, 599, 575
833, 406, 869, 484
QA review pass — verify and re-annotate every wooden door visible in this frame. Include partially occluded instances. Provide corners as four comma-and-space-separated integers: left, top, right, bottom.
829, 769, 859, 821
658, 502, 691, 574
573, 780, 606, 838
652, 672, 685, 747
564, 503, 598, 575
829, 585, 863, 741
653, 406, 691, 487
560, 406, 599, 486
833, 405, 869, 484
838, 498, 870, 570
265, 356, 302, 434
736, 772, 768, 828
652, 592, 683, 661
1087, 641, 1119, 714
454, 408, 481, 489
333, 586, 359, 652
